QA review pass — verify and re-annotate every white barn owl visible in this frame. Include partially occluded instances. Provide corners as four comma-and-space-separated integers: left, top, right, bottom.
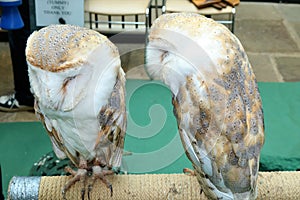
26, 24, 126, 198
146, 13, 264, 200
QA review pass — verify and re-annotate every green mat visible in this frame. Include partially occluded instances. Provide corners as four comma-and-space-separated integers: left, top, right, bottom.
258, 82, 300, 171
1, 80, 300, 197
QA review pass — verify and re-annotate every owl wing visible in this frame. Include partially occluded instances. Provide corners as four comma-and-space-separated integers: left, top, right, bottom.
172, 61, 264, 200
172, 74, 229, 199
34, 101, 79, 165
94, 69, 127, 169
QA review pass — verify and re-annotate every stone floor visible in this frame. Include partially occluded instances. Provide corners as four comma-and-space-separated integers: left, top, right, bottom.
0, 2, 299, 122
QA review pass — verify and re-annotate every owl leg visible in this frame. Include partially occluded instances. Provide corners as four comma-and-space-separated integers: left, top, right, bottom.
62, 158, 88, 200
87, 165, 114, 199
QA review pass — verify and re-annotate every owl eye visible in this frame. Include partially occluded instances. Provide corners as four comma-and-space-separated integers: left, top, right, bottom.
63, 75, 76, 84
160, 51, 169, 62
62, 75, 77, 92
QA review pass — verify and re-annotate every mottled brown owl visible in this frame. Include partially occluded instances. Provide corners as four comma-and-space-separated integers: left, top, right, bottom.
146, 13, 264, 200
26, 24, 126, 198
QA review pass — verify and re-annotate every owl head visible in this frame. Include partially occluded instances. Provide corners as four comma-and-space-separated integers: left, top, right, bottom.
26, 24, 120, 112
145, 13, 246, 95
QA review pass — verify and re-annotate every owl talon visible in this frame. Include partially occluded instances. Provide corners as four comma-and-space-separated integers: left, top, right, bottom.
62, 190, 67, 200
183, 168, 196, 176
62, 167, 88, 200
87, 184, 93, 200
109, 184, 113, 197
88, 165, 114, 197
81, 188, 85, 200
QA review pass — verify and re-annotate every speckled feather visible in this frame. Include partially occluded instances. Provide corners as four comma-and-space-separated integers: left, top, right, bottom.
26, 24, 118, 72
146, 13, 264, 200
26, 24, 126, 170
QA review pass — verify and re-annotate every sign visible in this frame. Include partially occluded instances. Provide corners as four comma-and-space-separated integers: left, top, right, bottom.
35, 0, 84, 26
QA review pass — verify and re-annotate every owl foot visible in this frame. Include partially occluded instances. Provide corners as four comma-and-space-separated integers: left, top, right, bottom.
183, 168, 196, 176
62, 159, 89, 200
183, 168, 204, 194
87, 165, 114, 199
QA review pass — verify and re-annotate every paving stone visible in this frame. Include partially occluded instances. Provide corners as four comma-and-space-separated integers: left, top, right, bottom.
126, 65, 150, 80
247, 53, 281, 82
235, 20, 299, 53
121, 48, 145, 72
117, 43, 145, 72
289, 21, 300, 41
236, 2, 282, 21
275, 56, 300, 81
0, 111, 37, 123
277, 3, 300, 22
0, 42, 14, 95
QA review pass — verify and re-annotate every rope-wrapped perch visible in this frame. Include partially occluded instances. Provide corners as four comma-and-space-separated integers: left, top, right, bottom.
7, 172, 300, 200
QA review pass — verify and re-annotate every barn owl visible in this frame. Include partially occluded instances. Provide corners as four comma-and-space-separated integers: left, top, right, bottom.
26, 24, 126, 198
146, 13, 264, 200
